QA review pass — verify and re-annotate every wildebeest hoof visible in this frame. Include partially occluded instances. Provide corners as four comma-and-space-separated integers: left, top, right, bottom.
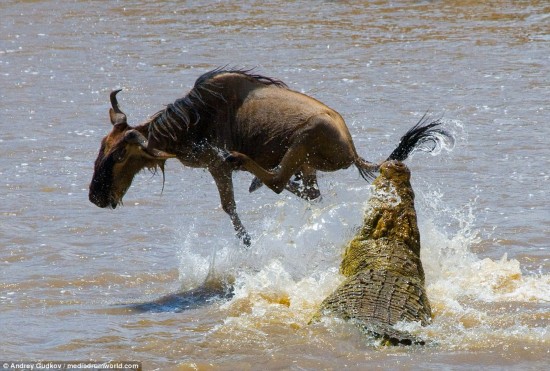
305, 188, 321, 201
249, 177, 263, 193
238, 231, 251, 248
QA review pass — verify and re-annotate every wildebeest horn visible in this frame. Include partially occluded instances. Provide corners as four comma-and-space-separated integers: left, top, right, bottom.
110, 89, 124, 113
109, 89, 127, 126
124, 130, 176, 159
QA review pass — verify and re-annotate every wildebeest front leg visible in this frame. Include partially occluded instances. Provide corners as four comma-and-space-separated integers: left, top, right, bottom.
210, 168, 251, 247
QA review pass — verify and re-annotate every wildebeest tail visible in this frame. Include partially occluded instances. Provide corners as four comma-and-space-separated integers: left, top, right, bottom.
355, 157, 379, 181
355, 114, 453, 181
386, 114, 453, 162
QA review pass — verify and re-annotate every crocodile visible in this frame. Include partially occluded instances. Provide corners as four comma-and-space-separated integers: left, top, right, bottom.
313, 160, 432, 345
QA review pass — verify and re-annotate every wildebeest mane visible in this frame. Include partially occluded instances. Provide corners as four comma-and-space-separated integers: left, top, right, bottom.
195, 67, 287, 89
148, 68, 287, 143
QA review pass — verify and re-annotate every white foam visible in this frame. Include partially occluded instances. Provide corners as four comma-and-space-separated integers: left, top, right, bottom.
415, 190, 550, 347
418, 189, 550, 305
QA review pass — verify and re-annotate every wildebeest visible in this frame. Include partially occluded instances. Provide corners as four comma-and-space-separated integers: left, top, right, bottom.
89, 69, 451, 246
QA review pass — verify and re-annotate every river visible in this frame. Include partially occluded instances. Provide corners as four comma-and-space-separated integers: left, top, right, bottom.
1, 1, 548, 370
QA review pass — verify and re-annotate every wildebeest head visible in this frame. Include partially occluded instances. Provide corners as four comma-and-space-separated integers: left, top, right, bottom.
89, 89, 176, 209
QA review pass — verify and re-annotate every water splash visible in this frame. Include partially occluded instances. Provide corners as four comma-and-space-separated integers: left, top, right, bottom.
416, 190, 550, 349
174, 167, 549, 351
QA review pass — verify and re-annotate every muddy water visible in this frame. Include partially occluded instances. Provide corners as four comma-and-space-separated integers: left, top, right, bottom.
1, 1, 549, 370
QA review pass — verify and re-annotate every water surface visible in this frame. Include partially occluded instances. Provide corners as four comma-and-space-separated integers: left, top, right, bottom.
1, 1, 548, 370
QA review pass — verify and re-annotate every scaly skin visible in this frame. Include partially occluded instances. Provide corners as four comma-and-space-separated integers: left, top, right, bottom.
314, 161, 431, 345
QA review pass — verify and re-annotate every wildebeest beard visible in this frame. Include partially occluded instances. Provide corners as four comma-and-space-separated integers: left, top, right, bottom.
89, 142, 118, 208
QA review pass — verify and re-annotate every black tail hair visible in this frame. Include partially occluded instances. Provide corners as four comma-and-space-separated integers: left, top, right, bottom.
386, 114, 453, 162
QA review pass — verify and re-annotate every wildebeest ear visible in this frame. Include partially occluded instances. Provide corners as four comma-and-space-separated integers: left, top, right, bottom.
124, 129, 176, 160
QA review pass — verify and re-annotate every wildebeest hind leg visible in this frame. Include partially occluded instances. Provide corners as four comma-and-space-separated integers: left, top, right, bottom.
249, 167, 320, 201
285, 166, 320, 200
226, 143, 309, 195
